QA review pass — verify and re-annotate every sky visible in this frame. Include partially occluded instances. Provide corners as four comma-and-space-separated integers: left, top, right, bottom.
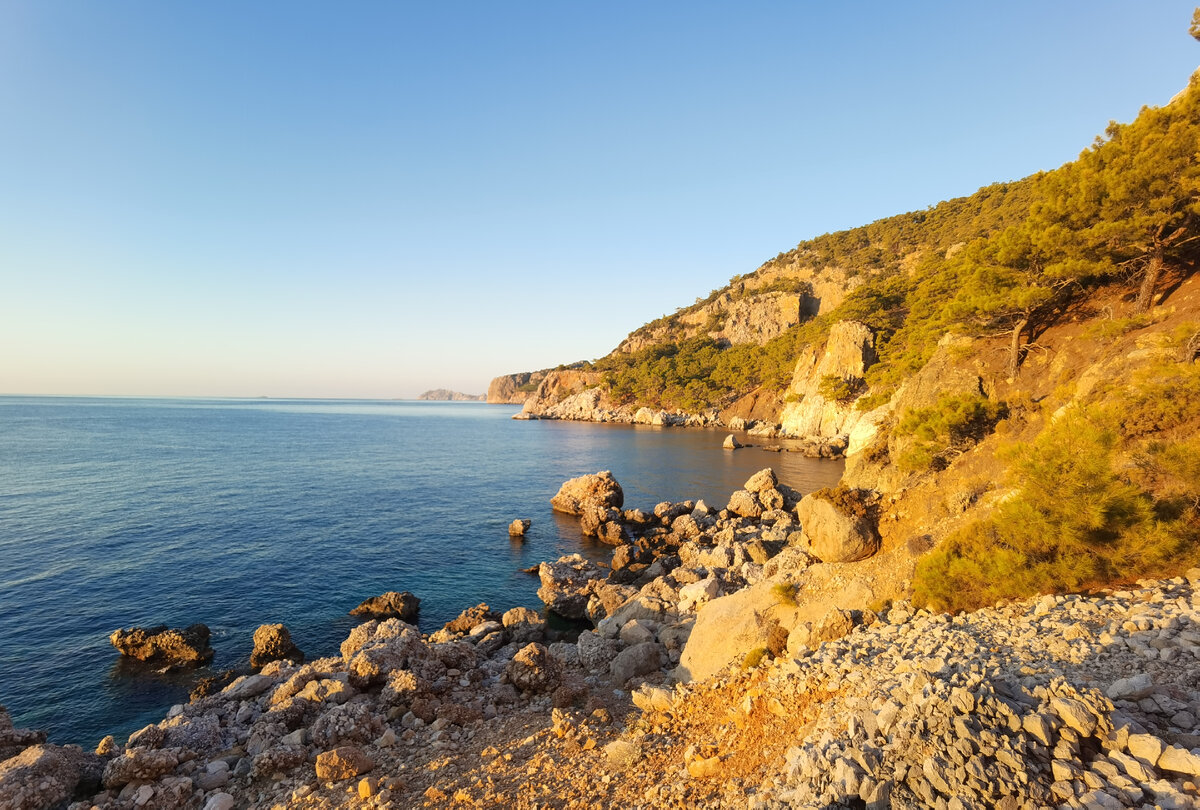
1, 2, 1197, 399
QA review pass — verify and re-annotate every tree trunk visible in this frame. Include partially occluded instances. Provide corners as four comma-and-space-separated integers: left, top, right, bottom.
1008, 317, 1028, 380
1135, 246, 1164, 313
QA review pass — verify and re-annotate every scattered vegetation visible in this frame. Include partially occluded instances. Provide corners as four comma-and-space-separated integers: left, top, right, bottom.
913, 362, 1200, 613
741, 647, 769, 671
771, 582, 799, 607
817, 374, 866, 404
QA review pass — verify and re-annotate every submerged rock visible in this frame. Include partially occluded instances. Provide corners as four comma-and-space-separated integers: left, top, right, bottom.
349, 591, 421, 621
109, 624, 214, 669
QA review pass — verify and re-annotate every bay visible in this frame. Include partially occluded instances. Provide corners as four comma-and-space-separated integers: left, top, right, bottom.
0, 397, 842, 747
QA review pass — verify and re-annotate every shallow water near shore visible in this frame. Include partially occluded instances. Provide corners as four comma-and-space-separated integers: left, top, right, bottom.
0, 397, 843, 748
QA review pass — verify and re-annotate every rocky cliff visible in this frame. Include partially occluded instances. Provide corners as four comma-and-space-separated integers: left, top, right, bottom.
486, 370, 550, 404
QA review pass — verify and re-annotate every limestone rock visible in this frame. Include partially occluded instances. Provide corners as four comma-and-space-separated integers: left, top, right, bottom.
103, 747, 186, 789
610, 642, 668, 685
314, 746, 374, 781
727, 489, 763, 519
722, 434, 743, 450
744, 467, 778, 493
508, 518, 531, 537
537, 554, 605, 620
550, 471, 624, 515
443, 603, 501, 634
500, 607, 545, 643
795, 492, 879, 563
0, 744, 96, 810
0, 706, 46, 761
349, 591, 421, 621
250, 623, 303, 669
108, 624, 214, 669
504, 643, 561, 694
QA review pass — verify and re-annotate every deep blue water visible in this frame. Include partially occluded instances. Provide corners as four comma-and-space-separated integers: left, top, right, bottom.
0, 397, 843, 747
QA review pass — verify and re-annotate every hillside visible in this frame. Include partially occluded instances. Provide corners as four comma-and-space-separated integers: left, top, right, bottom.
415, 390, 486, 402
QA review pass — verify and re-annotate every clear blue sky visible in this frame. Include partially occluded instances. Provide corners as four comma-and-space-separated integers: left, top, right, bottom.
1, 2, 1197, 398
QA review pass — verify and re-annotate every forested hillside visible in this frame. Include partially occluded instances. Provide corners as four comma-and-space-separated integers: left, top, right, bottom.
591, 72, 1199, 413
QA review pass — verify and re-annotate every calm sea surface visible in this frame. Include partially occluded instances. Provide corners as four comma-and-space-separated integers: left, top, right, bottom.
0, 397, 843, 747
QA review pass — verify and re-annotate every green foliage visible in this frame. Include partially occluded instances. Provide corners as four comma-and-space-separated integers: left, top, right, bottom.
817, 374, 865, 404
1083, 313, 1159, 343
1115, 361, 1200, 437
913, 408, 1200, 613
894, 393, 1008, 472
741, 647, 769, 670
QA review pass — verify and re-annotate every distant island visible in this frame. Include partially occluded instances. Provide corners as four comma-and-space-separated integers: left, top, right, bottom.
416, 389, 486, 401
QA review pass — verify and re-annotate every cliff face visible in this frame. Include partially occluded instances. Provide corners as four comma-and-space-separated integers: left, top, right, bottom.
617, 290, 807, 354
486, 370, 549, 404
416, 389, 486, 401
778, 320, 878, 442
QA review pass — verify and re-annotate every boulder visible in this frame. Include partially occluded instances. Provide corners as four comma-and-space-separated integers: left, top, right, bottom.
537, 554, 605, 620
109, 624, 213, 669
727, 490, 763, 519
676, 581, 804, 682
508, 519, 531, 537
443, 603, 501, 634
795, 492, 879, 563
250, 623, 303, 669
550, 471, 624, 515
576, 631, 620, 672
314, 746, 374, 781
0, 744, 97, 810
349, 591, 421, 621
501, 607, 545, 643
722, 434, 743, 450
504, 643, 561, 693
744, 468, 778, 493
0, 706, 46, 762
610, 642, 668, 685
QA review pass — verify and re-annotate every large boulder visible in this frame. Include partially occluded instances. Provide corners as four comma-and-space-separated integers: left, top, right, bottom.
0, 744, 98, 810
443, 603, 501, 635
537, 554, 605, 620
610, 642, 668, 685
349, 591, 421, 621
504, 643, 561, 693
795, 490, 879, 563
551, 471, 624, 515
676, 581, 803, 683
109, 624, 213, 669
250, 623, 303, 669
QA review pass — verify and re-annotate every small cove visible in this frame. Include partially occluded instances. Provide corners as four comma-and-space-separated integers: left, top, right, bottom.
0, 397, 843, 747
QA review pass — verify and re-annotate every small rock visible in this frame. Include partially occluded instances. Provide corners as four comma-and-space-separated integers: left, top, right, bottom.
722, 434, 743, 450
314, 746, 374, 781
349, 591, 421, 621
508, 518, 531, 537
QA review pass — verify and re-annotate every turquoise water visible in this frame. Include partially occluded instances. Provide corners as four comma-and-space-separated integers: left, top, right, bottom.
0, 397, 842, 747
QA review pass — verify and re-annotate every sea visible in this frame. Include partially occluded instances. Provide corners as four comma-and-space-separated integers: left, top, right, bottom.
0, 397, 844, 748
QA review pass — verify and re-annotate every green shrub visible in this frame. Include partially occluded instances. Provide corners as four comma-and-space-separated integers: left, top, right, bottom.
894, 393, 1007, 472
741, 647, 769, 670
771, 582, 799, 606
817, 374, 865, 404
913, 409, 1200, 613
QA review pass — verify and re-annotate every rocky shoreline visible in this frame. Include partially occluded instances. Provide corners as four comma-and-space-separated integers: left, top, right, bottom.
2, 469, 1199, 809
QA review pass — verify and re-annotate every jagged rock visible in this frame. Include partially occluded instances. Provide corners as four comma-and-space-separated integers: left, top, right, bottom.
311, 702, 384, 748
1107, 672, 1155, 701
744, 468, 778, 493
508, 519, 531, 537
550, 471, 624, 515
250, 623, 303, 669
727, 489, 763, 519
722, 434, 743, 450
576, 631, 620, 672
314, 746, 374, 781
443, 603, 501, 634
250, 744, 307, 779
504, 643, 561, 693
587, 583, 639, 623
108, 624, 214, 669
0, 706, 46, 761
340, 619, 426, 687
795, 492, 879, 563
537, 554, 605, 620
102, 747, 186, 789
501, 607, 545, 643
349, 591, 421, 621
0, 744, 97, 810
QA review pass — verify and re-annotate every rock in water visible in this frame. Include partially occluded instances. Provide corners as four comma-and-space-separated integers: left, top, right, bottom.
550, 471, 624, 515
722, 433, 743, 450
508, 518, 531, 537
109, 624, 214, 669
249, 623, 303, 669
349, 591, 421, 621
537, 554, 606, 620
